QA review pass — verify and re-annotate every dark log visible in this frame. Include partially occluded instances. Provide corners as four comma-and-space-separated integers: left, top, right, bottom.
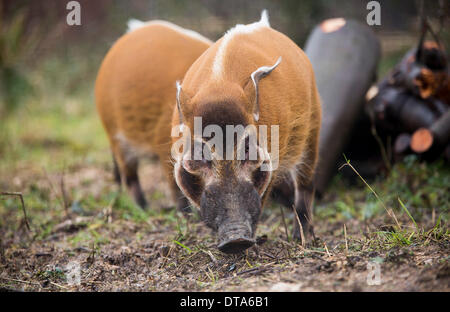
392, 95, 439, 132
428, 97, 448, 115
304, 18, 381, 194
445, 144, 450, 162
416, 41, 447, 71
368, 39, 448, 139
394, 133, 411, 155
410, 109, 450, 158
371, 86, 438, 133
381, 41, 448, 101
433, 72, 450, 105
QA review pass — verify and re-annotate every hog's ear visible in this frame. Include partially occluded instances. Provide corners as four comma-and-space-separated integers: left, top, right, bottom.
249, 57, 282, 122
176, 81, 185, 125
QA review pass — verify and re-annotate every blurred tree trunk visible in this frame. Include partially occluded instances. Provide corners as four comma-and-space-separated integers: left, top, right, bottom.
305, 19, 380, 195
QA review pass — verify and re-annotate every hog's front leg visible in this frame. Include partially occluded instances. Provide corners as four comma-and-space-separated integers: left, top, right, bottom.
292, 180, 315, 240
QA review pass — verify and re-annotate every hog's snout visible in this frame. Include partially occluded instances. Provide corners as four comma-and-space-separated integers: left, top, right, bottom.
217, 223, 255, 254
200, 181, 261, 254
218, 237, 255, 254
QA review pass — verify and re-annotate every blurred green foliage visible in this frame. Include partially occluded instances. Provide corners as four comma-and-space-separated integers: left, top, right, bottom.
0, 8, 35, 114
316, 155, 449, 224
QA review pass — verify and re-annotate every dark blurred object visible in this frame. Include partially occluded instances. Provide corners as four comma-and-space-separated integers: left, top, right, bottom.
305, 18, 381, 195
367, 38, 449, 163
394, 133, 412, 156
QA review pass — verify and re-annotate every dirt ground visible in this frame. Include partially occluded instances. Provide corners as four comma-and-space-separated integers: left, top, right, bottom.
0, 162, 449, 292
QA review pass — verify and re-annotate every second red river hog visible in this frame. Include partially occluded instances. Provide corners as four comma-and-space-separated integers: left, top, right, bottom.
95, 19, 212, 212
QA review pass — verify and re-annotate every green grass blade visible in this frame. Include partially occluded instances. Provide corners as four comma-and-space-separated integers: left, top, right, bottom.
173, 240, 192, 253
398, 197, 417, 230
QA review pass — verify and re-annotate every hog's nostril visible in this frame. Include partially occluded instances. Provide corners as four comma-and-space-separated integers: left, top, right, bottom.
218, 237, 255, 254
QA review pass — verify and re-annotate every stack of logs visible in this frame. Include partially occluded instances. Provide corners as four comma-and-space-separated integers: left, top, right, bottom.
368, 40, 450, 161
306, 18, 449, 193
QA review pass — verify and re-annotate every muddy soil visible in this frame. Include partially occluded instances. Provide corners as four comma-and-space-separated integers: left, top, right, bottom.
0, 164, 448, 292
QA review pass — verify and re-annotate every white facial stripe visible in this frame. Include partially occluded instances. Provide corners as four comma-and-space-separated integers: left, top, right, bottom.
211, 10, 271, 78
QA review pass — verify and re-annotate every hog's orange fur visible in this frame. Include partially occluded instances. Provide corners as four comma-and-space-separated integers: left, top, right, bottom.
173, 19, 321, 192
95, 21, 212, 208
172, 12, 321, 237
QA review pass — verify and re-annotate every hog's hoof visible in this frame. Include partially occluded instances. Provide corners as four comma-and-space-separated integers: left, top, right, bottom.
218, 237, 255, 254
177, 197, 192, 216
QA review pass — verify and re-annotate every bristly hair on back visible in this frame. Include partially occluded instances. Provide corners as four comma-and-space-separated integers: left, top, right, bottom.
212, 10, 271, 78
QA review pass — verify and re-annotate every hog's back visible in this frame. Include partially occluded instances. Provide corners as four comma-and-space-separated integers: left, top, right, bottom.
95, 23, 211, 157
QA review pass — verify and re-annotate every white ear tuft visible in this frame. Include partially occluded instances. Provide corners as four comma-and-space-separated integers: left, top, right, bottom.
260, 9, 270, 27
127, 19, 145, 33
175, 81, 184, 125
250, 56, 282, 122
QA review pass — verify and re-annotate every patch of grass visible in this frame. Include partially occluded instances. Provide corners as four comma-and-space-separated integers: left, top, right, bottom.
0, 44, 108, 174
69, 227, 109, 247
317, 155, 449, 225
378, 46, 410, 78
315, 155, 449, 254
340, 154, 401, 228
369, 215, 449, 250
112, 193, 150, 223
374, 230, 415, 247
205, 267, 218, 285
35, 222, 55, 241
36, 267, 66, 281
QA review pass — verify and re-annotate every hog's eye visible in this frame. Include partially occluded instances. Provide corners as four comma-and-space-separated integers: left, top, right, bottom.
240, 137, 259, 163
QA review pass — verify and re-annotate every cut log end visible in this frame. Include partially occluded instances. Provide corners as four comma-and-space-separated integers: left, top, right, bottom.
320, 18, 346, 33
366, 85, 379, 102
411, 128, 434, 153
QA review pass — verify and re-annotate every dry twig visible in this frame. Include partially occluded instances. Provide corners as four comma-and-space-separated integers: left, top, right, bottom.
0, 191, 30, 231
292, 205, 305, 248
343, 224, 349, 256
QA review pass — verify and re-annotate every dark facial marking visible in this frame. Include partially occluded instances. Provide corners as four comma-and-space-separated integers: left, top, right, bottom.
178, 166, 204, 204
